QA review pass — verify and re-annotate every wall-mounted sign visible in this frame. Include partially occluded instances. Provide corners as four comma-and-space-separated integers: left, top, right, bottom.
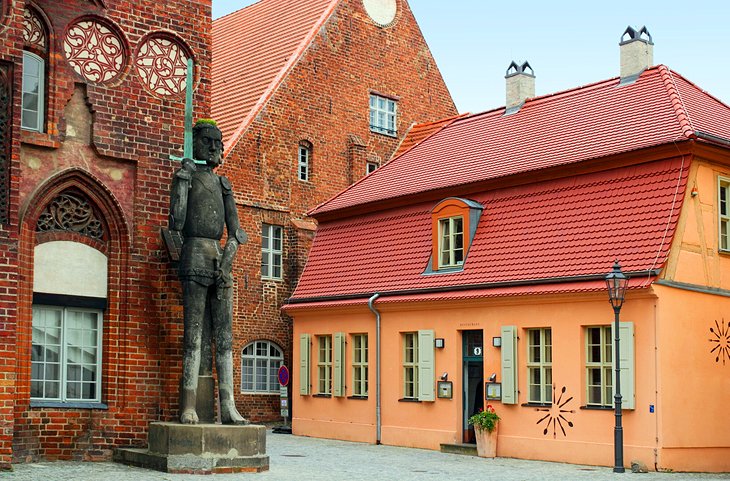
485, 382, 502, 400
437, 381, 453, 399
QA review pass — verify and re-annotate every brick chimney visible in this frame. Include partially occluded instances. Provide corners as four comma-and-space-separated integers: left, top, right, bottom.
620, 26, 653, 83
505, 61, 534, 114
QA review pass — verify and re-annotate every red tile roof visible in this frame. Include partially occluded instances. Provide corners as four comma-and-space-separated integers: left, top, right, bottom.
390, 113, 468, 159
311, 66, 730, 217
290, 156, 688, 302
212, 0, 337, 148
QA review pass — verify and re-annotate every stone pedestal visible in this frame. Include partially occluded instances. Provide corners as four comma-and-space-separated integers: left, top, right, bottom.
114, 422, 269, 474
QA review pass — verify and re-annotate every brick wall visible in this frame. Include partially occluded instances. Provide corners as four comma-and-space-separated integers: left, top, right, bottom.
219, 0, 456, 422
0, 0, 212, 466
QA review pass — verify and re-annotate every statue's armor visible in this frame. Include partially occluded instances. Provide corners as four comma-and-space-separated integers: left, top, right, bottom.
177, 169, 230, 285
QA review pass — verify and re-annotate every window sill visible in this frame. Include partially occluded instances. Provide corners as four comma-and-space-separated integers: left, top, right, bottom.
21, 129, 60, 149
261, 277, 284, 283
240, 391, 280, 396
521, 402, 551, 408
580, 405, 612, 410
422, 265, 464, 276
398, 398, 420, 403
30, 400, 108, 410
313, 394, 331, 398
369, 128, 398, 138
347, 395, 368, 400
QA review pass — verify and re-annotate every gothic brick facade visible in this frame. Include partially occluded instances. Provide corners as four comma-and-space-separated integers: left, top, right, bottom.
0, 0, 211, 467
213, 0, 457, 422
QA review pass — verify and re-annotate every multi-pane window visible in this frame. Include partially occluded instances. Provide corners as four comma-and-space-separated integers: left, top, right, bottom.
317, 335, 332, 395
720, 178, 730, 251
403, 332, 419, 399
352, 334, 368, 397
586, 326, 612, 406
261, 224, 283, 279
369, 94, 397, 136
298, 142, 311, 181
241, 340, 283, 393
527, 328, 552, 404
439, 216, 464, 268
31, 306, 102, 402
22, 51, 44, 132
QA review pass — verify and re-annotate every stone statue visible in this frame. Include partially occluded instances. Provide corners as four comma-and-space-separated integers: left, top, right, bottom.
169, 120, 248, 425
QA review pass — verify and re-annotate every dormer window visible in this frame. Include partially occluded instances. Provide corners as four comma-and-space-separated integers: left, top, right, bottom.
439, 216, 463, 267
426, 197, 483, 273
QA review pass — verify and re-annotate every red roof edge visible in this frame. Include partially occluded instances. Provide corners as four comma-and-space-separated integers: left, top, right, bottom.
222, 0, 340, 156
656, 65, 697, 140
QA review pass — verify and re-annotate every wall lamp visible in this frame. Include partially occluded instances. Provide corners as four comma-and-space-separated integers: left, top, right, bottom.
492, 337, 502, 348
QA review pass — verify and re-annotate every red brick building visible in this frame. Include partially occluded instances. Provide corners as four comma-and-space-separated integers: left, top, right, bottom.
0, 0, 212, 467
211, 0, 456, 421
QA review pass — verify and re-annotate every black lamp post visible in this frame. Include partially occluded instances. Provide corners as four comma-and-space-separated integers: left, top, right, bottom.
605, 260, 629, 473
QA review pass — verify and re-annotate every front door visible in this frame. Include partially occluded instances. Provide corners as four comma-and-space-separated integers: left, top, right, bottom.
462, 330, 484, 443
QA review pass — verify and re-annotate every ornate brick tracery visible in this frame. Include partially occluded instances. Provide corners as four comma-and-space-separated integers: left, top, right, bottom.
134, 34, 191, 96
36, 190, 106, 241
23, 7, 47, 50
63, 18, 126, 83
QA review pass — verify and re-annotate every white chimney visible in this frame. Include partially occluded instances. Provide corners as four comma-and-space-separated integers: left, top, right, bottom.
620, 26, 653, 83
505, 61, 534, 114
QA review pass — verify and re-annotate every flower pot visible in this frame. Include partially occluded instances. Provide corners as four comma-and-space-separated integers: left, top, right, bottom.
474, 424, 498, 458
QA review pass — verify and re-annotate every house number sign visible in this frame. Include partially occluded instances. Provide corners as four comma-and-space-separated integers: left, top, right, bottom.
473, 346, 482, 356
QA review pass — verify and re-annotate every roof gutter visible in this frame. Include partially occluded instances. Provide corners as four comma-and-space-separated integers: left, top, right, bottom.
695, 130, 730, 148
286, 270, 661, 305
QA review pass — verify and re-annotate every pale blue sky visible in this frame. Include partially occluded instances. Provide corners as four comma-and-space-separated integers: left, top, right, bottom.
212, 0, 730, 114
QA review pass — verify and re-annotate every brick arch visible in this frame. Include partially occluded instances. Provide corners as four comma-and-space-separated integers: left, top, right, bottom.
13, 168, 132, 454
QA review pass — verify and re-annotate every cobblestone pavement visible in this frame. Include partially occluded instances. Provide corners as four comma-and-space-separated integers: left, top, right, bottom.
5, 431, 730, 481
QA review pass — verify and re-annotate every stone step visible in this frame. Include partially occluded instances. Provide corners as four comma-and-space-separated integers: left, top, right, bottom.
440, 443, 478, 456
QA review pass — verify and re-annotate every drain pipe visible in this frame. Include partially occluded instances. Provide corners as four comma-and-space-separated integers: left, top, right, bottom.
368, 293, 381, 444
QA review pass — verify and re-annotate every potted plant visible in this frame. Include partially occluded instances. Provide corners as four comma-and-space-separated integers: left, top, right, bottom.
468, 404, 500, 458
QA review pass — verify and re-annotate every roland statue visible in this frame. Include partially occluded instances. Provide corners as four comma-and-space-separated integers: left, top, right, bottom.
169, 119, 248, 425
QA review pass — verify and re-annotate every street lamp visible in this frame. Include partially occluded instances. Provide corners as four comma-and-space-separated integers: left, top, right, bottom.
606, 260, 629, 473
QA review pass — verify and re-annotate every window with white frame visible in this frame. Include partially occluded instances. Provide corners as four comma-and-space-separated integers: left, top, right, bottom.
31, 306, 102, 402
352, 334, 368, 397
439, 216, 464, 268
241, 340, 283, 393
22, 51, 45, 132
586, 326, 612, 406
369, 94, 397, 136
720, 178, 730, 251
403, 332, 419, 399
261, 224, 283, 280
527, 328, 552, 404
366, 162, 378, 175
298, 142, 311, 181
317, 335, 332, 395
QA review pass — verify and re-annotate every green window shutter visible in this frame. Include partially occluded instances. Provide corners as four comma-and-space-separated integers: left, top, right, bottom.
612, 322, 635, 410
501, 325, 518, 404
299, 334, 310, 395
333, 332, 345, 397
418, 329, 435, 401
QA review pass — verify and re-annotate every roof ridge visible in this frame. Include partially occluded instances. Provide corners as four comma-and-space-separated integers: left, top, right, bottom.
656, 65, 696, 140
221, 0, 340, 155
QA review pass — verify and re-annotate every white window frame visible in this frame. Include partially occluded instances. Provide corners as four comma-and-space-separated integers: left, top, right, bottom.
439, 216, 464, 268
261, 224, 283, 280
317, 335, 332, 395
352, 334, 368, 397
527, 328, 552, 404
366, 162, 378, 175
241, 340, 284, 393
585, 325, 612, 407
298, 143, 311, 181
22, 51, 44, 132
719, 177, 730, 251
403, 332, 418, 399
31, 305, 102, 403
369, 94, 397, 136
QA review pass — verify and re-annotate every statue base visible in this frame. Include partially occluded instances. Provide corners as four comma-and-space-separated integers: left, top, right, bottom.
114, 422, 269, 474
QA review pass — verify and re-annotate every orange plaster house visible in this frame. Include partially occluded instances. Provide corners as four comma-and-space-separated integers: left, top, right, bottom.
284, 29, 730, 472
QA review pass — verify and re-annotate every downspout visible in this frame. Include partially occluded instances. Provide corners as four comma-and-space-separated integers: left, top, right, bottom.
368, 293, 381, 444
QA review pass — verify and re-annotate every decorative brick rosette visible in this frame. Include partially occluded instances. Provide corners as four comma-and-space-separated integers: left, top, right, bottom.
23, 8, 46, 49
64, 18, 126, 83
134, 34, 192, 96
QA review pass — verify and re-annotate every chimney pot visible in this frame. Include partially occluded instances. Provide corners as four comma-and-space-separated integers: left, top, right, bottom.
505, 61, 535, 114
620, 26, 653, 83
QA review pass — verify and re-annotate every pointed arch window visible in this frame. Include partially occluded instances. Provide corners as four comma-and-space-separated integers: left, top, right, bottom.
22, 7, 48, 132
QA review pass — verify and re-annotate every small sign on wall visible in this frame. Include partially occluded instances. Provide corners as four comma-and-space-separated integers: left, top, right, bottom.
485, 382, 502, 401
437, 381, 453, 399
